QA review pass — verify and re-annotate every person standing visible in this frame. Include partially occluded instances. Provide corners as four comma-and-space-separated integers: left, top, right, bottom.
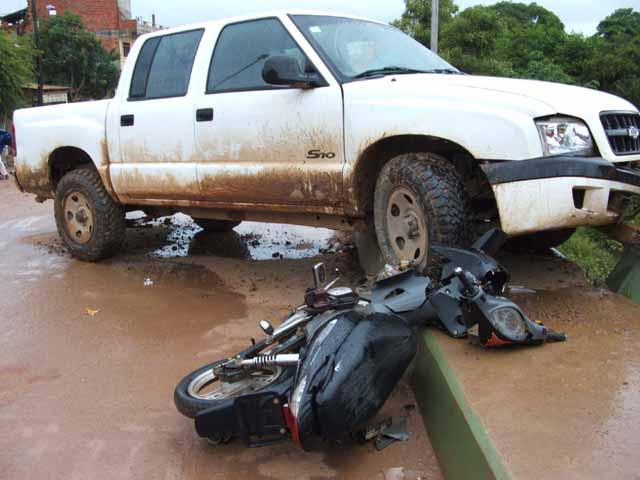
0, 128, 12, 180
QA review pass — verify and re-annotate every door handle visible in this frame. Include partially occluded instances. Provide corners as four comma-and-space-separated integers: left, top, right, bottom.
121, 114, 134, 127
196, 108, 214, 122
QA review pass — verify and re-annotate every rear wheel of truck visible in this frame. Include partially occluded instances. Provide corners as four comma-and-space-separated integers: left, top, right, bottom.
374, 153, 467, 272
54, 165, 125, 262
193, 218, 240, 233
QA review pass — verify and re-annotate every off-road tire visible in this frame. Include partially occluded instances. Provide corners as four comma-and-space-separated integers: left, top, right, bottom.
506, 228, 575, 253
374, 153, 467, 272
193, 218, 240, 233
54, 165, 125, 262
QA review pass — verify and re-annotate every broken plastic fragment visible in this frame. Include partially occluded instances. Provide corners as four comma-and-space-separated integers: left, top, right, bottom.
85, 308, 99, 317
375, 416, 410, 450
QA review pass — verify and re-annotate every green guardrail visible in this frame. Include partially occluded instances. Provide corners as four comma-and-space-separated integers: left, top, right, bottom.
607, 247, 640, 303
412, 330, 511, 480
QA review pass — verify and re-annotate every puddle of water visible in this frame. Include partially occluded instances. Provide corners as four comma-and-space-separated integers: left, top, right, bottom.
123, 261, 225, 292
234, 222, 336, 260
129, 213, 337, 261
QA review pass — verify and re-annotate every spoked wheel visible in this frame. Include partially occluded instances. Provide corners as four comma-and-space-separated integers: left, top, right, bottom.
187, 366, 282, 401
174, 360, 288, 419
385, 187, 429, 267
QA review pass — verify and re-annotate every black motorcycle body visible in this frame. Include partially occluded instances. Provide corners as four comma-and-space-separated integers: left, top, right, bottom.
456, 272, 567, 347
194, 372, 293, 447
287, 310, 416, 451
175, 229, 564, 450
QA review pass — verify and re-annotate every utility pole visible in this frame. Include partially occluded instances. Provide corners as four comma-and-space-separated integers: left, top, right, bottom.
31, 0, 44, 106
431, 0, 440, 54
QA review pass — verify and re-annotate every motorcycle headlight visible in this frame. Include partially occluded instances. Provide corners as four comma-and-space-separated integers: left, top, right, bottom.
536, 117, 594, 156
490, 307, 528, 342
289, 375, 307, 418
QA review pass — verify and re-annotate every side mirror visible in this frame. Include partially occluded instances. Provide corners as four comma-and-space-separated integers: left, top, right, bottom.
262, 55, 322, 89
313, 263, 327, 288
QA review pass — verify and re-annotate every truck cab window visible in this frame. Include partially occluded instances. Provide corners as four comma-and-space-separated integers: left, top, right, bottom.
129, 29, 203, 100
207, 18, 311, 94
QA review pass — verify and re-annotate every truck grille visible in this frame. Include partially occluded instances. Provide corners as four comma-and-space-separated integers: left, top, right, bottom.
601, 112, 640, 156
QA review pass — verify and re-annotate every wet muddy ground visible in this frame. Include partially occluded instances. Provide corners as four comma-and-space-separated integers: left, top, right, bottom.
3, 177, 639, 480
0, 181, 441, 480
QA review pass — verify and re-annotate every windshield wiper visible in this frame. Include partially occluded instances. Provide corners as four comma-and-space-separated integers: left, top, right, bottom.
423, 68, 464, 75
353, 67, 431, 79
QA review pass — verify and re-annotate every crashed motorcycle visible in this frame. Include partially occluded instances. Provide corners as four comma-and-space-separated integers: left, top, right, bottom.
174, 229, 565, 449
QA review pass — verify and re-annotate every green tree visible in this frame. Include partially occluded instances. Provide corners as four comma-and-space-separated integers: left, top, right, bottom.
597, 7, 640, 39
392, 0, 459, 47
585, 9, 640, 107
0, 31, 34, 119
39, 11, 119, 100
439, 5, 515, 75
436, 2, 580, 84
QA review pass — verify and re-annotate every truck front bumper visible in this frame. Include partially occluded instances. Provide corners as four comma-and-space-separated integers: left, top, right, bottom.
481, 157, 640, 236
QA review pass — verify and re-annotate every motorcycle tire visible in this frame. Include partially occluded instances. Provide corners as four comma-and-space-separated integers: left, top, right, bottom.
174, 359, 293, 419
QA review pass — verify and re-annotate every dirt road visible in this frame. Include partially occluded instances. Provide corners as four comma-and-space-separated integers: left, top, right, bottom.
0, 180, 442, 480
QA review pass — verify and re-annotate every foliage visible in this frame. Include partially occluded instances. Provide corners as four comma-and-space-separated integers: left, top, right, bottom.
0, 31, 34, 119
39, 11, 119, 100
584, 9, 640, 108
392, 0, 459, 47
394, 2, 640, 106
559, 228, 624, 283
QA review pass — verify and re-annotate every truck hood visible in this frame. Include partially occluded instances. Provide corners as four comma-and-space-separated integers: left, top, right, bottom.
348, 74, 637, 119
344, 74, 639, 162
427, 74, 637, 116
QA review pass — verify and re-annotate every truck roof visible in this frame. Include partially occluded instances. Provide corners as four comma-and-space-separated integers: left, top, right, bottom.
139, 10, 385, 40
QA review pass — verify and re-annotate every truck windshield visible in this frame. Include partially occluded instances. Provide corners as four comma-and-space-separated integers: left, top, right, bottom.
291, 15, 460, 82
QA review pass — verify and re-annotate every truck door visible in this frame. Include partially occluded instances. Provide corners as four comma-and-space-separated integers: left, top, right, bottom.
193, 17, 344, 208
110, 29, 205, 202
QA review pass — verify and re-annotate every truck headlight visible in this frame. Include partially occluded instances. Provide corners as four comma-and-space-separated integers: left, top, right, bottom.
536, 116, 594, 156
490, 307, 528, 342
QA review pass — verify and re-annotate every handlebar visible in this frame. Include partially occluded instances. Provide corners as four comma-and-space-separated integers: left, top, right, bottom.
454, 267, 479, 297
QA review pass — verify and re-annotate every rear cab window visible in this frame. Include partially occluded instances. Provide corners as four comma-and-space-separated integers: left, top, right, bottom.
129, 29, 204, 100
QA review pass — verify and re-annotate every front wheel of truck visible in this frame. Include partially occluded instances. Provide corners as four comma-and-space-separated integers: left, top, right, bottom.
54, 165, 125, 262
374, 153, 467, 272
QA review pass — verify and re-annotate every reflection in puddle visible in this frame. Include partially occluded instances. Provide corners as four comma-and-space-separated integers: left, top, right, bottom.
128, 213, 337, 261
189, 230, 250, 259
234, 222, 337, 260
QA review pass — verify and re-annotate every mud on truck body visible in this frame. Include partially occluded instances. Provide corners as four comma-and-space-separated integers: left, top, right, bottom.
12, 11, 640, 266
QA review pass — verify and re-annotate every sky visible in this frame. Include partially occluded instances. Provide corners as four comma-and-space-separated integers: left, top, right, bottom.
3, 0, 640, 35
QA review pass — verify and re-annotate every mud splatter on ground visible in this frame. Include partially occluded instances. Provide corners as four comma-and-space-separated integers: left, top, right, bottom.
123, 212, 347, 262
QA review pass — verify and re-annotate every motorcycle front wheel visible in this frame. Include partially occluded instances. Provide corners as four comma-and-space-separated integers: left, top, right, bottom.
174, 359, 291, 419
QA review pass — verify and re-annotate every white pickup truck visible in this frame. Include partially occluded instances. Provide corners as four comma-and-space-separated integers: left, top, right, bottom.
13, 10, 640, 266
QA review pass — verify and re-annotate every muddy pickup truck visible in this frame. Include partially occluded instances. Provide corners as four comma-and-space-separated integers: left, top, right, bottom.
12, 10, 640, 266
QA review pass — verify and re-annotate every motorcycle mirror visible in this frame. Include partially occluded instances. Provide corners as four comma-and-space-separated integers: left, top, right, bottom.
313, 263, 326, 288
